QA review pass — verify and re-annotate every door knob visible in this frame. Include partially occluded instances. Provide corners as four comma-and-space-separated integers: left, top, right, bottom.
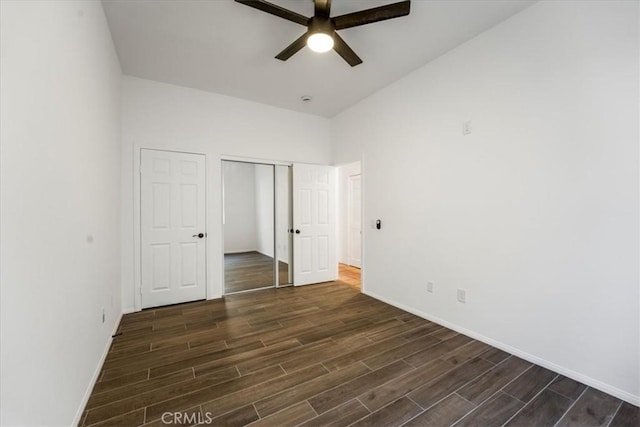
295, 229, 301, 234
193, 233, 205, 238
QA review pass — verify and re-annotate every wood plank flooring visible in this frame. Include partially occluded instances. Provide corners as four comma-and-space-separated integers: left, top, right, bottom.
224, 252, 289, 294
338, 264, 361, 291
81, 277, 637, 426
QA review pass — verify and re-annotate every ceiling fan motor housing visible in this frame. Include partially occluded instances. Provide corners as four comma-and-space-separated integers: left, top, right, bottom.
308, 16, 335, 38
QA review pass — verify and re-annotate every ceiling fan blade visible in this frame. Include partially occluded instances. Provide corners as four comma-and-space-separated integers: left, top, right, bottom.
333, 33, 362, 67
332, 0, 410, 30
315, 0, 332, 19
235, 0, 308, 26
275, 32, 309, 61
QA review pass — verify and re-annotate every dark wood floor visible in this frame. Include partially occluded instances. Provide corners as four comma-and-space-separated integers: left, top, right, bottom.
81, 277, 638, 426
224, 251, 289, 294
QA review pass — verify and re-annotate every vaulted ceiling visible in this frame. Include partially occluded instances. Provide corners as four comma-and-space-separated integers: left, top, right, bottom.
102, 0, 536, 117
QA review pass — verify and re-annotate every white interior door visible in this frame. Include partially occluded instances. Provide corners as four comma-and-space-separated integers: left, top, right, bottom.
293, 163, 337, 286
141, 149, 206, 308
347, 174, 362, 268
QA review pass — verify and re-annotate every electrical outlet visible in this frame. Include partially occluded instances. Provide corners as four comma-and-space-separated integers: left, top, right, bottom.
427, 281, 434, 293
102, 308, 106, 323
457, 289, 466, 303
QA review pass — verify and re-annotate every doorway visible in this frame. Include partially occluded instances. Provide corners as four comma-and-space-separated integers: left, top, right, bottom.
347, 173, 362, 268
337, 161, 362, 291
222, 161, 292, 294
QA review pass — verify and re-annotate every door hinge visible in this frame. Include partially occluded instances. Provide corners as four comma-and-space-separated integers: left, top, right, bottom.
139, 164, 143, 174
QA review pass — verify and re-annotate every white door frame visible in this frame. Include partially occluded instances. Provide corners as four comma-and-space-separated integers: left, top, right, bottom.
347, 173, 362, 268
337, 159, 366, 293
359, 159, 366, 293
133, 146, 208, 312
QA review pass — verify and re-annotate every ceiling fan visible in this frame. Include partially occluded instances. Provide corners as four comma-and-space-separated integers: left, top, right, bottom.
234, 0, 411, 67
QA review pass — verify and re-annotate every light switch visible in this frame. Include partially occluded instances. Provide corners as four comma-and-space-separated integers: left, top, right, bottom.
463, 120, 472, 135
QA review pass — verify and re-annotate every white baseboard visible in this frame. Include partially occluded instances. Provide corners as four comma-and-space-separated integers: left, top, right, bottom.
223, 250, 291, 264
72, 312, 124, 425
223, 250, 287, 263
363, 289, 640, 406
255, 249, 275, 259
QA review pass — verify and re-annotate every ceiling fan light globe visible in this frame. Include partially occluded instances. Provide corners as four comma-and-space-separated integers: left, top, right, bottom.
307, 32, 334, 53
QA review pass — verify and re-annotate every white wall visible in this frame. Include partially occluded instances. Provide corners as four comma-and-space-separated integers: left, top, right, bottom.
0, 1, 122, 425
337, 162, 361, 264
332, 0, 639, 404
223, 161, 258, 253
255, 164, 275, 258
122, 76, 331, 311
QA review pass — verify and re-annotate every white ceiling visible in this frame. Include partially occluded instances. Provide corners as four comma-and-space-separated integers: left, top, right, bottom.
102, 0, 536, 117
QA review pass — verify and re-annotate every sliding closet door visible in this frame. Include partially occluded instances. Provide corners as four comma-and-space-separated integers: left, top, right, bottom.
222, 161, 275, 294
276, 165, 293, 286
